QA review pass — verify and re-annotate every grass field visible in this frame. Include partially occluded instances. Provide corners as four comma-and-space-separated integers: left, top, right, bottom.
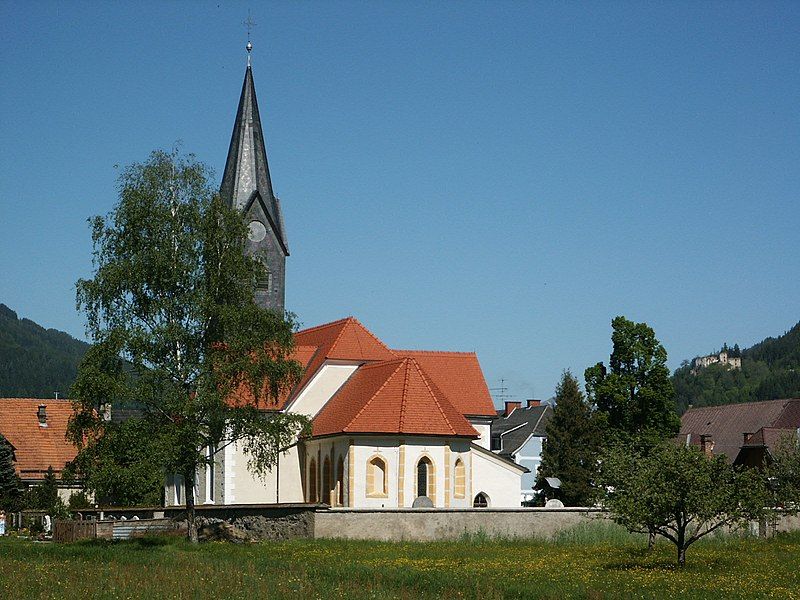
1, 524, 798, 599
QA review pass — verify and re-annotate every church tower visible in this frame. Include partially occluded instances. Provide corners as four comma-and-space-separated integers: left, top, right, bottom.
220, 46, 288, 313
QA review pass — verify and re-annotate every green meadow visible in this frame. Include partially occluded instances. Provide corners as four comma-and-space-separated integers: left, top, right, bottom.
1, 524, 798, 599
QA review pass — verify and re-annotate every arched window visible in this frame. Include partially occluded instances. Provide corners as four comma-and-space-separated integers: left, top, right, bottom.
322, 457, 332, 505
336, 456, 345, 506
416, 456, 434, 499
473, 492, 489, 508
308, 459, 317, 503
367, 456, 388, 497
453, 458, 465, 499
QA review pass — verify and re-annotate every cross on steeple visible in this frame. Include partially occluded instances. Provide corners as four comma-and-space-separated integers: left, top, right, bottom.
243, 12, 256, 66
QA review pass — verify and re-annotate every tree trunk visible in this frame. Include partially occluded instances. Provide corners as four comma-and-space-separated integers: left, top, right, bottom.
677, 525, 686, 568
184, 471, 198, 543
647, 529, 655, 551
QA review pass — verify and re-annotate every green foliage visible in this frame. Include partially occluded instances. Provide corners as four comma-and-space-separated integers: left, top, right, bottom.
599, 441, 769, 567
65, 418, 164, 507
69, 149, 309, 539
26, 467, 69, 518
67, 491, 93, 510
536, 371, 600, 507
0, 434, 22, 511
585, 316, 680, 439
0, 303, 89, 397
672, 322, 800, 413
768, 436, 800, 510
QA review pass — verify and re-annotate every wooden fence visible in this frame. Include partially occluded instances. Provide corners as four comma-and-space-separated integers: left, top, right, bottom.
54, 520, 97, 542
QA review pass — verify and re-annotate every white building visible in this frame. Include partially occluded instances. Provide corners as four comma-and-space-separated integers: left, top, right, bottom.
167, 318, 526, 509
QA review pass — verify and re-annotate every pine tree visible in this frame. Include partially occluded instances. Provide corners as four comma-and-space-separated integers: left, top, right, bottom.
536, 371, 600, 507
0, 434, 21, 510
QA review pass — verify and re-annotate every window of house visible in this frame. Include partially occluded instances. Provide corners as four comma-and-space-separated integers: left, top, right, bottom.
308, 459, 317, 503
416, 457, 433, 499
473, 492, 489, 508
367, 456, 388, 497
453, 458, 465, 499
258, 272, 272, 292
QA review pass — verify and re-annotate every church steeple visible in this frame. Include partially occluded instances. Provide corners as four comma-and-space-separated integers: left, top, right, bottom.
220, 52, 288, 313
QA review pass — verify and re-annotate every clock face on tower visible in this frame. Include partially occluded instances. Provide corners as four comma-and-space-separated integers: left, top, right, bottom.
247, 220, 267, 243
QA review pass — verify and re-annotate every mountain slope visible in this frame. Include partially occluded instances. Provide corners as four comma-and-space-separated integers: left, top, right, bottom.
0, 303, 89, 398
673, 321, 800, 413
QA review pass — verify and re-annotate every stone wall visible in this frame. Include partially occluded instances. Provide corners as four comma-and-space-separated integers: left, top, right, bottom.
313, 507, 608, 541
193, 504, 315, 541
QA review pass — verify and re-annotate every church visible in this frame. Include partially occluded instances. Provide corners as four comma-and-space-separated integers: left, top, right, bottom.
166, 49, 526, 509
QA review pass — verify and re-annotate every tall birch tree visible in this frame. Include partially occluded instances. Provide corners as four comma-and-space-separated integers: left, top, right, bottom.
69, 149, 308, 541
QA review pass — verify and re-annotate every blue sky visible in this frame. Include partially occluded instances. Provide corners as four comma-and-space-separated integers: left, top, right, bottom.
1, 1, 798, 404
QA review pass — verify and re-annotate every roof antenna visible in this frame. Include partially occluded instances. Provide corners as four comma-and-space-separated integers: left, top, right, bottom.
243, 11, 256, 67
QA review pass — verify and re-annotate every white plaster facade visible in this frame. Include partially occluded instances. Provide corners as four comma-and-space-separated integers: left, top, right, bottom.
166, 357, 525, 509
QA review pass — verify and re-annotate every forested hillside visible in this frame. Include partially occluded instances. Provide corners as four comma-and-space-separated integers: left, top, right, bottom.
673, 321, 800, 413
0, 303, 88, 398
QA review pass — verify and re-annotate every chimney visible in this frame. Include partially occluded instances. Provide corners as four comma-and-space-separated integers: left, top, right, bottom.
700, 434, 714, 457
504, 401, 522, 416
37, 404, 47, 427
527, 399, 541, 408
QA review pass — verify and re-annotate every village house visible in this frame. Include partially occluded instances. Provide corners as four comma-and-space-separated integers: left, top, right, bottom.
490, 400, 551, 504
679, 398, 800, 466
0, 398, 81, 502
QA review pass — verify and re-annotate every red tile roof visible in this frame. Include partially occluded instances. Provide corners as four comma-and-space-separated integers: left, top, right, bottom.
312, 357, 478, 438
289, 317, 396, 406
679, 399, 800, 462
395, 350, 497, 417
229, 317, 497, 437
0, 398, 77, 480
226, 344, 320, 410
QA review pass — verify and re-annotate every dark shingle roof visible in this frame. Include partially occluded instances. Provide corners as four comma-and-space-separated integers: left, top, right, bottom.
492, 405, 551, 456
679, 399, 800, 462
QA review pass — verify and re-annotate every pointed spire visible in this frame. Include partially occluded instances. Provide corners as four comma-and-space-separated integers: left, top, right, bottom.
219, 62, 288, 253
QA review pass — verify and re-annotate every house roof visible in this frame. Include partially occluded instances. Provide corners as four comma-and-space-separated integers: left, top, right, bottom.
312, 357, 478, 438
491, 404, 552, 456
229, 317, 496, 438
679, 399, 800, 462
395, 350, 497, 418
0, 398, 77, 480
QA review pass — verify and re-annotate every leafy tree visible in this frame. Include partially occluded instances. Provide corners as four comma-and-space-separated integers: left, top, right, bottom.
536, 371, 600, 507
600, 441, 768, 567
0, 434, 22, 511
769, 435, 800, 510
585, 316, 680, 438
65, 418, 164, 507
69, 149, 309, 541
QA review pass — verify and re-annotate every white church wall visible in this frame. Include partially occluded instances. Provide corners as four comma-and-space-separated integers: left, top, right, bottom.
286, 362, 359, 418
469, 418, 493, 450
470, 444, 524, 508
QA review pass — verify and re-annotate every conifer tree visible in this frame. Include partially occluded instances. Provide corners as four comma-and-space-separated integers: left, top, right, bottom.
0, 434, 21, 510
536, 371, 600, 506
